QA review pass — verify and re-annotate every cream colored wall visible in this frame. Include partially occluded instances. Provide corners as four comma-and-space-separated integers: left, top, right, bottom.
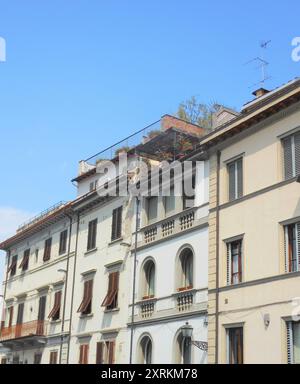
215, 102, 300, 364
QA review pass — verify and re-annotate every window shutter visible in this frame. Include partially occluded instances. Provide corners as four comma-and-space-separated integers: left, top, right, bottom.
17, 303, 24, 325
87, 220, 97, 250
295, 132, 300, 176
283, 136, 294, 180
287, 321, 293, 364
101, 272, 119, 308
227, 243, 231, 285
228, 163, 236, 201
43, 238, 52, 262
297, 223, 300, 272
284, 226, 289, 273
117, 207, 122, 239
96, 342, 104, 364
237, 158, 243, 198
108, 341, 115, 364
111, 207, 122, 241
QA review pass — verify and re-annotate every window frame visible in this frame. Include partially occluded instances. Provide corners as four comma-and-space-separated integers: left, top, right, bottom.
227, 157, 243, 202
111, 206, 123, 242
227, 239, 243, 286
59, 230, 68, 255
226, 326, 244, 365
43, 238, 52, 262
284, 222, 300, 273
87, 219, 98, 251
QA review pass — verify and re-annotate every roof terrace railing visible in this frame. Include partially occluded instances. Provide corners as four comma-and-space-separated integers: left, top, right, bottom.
17, 201, 67, 233
84, 119, 162, 166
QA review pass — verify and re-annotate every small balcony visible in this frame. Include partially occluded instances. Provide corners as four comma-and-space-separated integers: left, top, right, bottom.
0, 321, 48, 348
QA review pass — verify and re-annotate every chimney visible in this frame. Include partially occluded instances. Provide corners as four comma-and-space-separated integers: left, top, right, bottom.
252, 88, 270, 98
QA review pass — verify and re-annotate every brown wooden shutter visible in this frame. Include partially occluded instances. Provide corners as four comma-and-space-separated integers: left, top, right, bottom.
19, 249, 30, 271
108, 341, 115, 364
48, 291, 62, 319
49, 351, 58, 364
79, 344, 89, 364
16, 303, 24, 325
8, 306, 14, 327
43, 238, 52, 262
8, 255, 18, 275
101, 272, 119, 308
87, 219, 97, 250
59, 230, 68, 255
77, 280, 93, 314
111, 207, 122, 241
96, 342, 104, 364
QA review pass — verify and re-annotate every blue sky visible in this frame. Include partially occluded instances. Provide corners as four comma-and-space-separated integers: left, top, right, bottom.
0, 0, 299, 282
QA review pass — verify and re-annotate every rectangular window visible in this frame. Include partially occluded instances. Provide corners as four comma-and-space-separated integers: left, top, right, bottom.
43, 238, 52, 262
8, 306, 14, 327
287, 321, 300, 364
96, 341, 115, 364
59, 230, 68, 255
101, 272, 119, 311
77, 280, 93, 315
282, 131, 300, 180
1, 358, 7, 365
284, 223, 300, 273
34, 353, 42, 364
147, 197, 158, 223
12, 356, 20, 364
227, 327, 243, 364
227, 240, 243, 285
19, 249, 30, 272
79, 344, 89, 364
164, 186, 176, 215
183, 175, 196, 210
87, 219, 97, 251
48, 291, 62, 321
49, 351, 58, 364
228, 158, 243, 201
8, 255, 18, 277
111, 207, 123, 241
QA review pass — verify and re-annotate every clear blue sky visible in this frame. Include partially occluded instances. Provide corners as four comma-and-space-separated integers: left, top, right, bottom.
0, 1, 299, 280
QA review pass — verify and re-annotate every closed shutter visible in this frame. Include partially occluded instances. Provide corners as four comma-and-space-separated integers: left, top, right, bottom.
79, 344, 89, 364
59, 230, 68, 255
237, 158, 243, 198
49, 351, 58, 364
297, 223, 300, 271
284, 226, 289, 273
228, 162, 236, 201
16, 303, 24, 325
287, 322, 293, 364
283, 136, 294, 180
96, 342, 103, 364
295, 132, 300, 176
227, 243, 231, 285
87, 220, 97, 250
111, 207, 123, 241
108, 341, 115, 364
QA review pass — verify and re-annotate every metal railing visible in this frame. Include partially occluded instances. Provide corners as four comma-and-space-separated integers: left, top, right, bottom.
0, 320, 48, 341
17, 202, 67, 232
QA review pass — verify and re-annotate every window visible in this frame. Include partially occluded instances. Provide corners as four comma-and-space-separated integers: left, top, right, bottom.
101, 272, 119, 311
19, 249, 30, 272
111, 207, 123, 241
87, 219, 97, 251
34, 353, 42, 364
59, 230, 68, 255
183, 175, 196, 210
228, 158, 243, 201
8, 255, 18, 277
175, 332, 192, 364
1, 358, 7, 365
284, 223, 300, 273
77, 280, 93, 315
147, 197, 158, 224
282, 131, 300, 180
96, 341, 115, 364
48, 291, 62, 321
12, 355, 20, 364
16, 303, 24, 325
142, 260, 155, 300
287, 321, 300, 364
177, 248, 193, 291
7, 306, 14, 327
35, 249, 39, 263
164, 186, 175, 215
227, 327, 243, 364
43, 238, 52, 262
227, 240, 243, 285
79, 344, 89, 364
37, 296, 47, 334
49, 351, 58, 364
139, 336, 152, 364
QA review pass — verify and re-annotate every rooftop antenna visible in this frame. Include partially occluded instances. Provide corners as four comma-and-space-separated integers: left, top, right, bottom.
245, 40, 272, 88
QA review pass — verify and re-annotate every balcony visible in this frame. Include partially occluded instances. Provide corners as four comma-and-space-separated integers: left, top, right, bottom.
0, 321, 48, 348
139, 205, 209, 248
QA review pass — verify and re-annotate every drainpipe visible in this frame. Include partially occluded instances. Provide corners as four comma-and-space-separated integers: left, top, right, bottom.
59, 213, 73, 364
215, 151, 221, 364
129, 196, 140, 364
66, 212, 80, 364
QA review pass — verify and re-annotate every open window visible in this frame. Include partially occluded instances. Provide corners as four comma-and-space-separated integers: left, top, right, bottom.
96, 340, 115, 364
141, 260, 155, 300
177, 248, 193, 292
101, 272, 119, 311
48, 291, 62, 321
77, 280, 93, 315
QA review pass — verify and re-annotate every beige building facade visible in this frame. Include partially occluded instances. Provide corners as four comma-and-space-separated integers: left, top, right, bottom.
206, 79, 300, 364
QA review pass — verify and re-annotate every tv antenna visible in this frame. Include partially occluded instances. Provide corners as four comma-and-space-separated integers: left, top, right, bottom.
245, 40, 272, 88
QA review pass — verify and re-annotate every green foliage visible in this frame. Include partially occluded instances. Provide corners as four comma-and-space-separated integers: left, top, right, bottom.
177, 96, 221, 130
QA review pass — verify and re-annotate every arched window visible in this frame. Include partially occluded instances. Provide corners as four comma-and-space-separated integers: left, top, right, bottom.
139, 335, 153, 364
177, 248, 193, 291
174, 331, 192, 364
142, 260, 155, 300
